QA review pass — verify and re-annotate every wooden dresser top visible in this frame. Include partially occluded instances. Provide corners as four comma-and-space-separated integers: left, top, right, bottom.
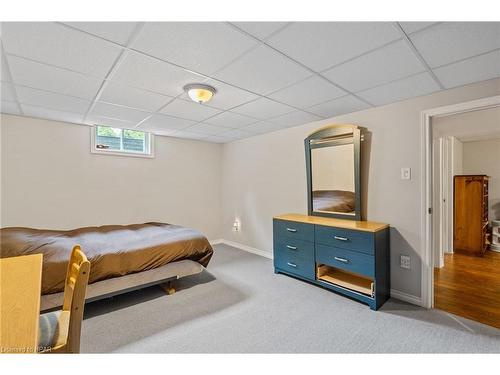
274, 213, 389, 233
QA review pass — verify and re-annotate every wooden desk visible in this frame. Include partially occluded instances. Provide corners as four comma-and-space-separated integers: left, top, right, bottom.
0, 254, 43, 353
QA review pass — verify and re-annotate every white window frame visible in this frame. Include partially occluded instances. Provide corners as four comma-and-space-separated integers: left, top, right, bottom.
90, 125, 155, 158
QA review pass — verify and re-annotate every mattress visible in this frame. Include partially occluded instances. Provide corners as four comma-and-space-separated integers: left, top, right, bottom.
0, 222, 213, 295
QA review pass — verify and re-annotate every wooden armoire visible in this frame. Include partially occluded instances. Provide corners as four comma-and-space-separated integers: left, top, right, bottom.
454, 175, 490, 256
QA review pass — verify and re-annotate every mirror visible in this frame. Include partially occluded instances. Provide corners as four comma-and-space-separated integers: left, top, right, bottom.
305, 125, 361, 220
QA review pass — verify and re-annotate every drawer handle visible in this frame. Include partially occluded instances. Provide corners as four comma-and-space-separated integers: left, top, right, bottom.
334, 257, 349, 264
286, 245, 297, 250
287, 262, 297, 268
286, 228, 297, 233
334, 236, 349, 241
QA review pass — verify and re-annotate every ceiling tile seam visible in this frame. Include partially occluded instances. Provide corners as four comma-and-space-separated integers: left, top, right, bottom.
82, 22, 148, 124
393, 22, 445, 90
15, 101, 86, 118
347, 69, 429, 96
8, 81, 96, 104
56, 22, 133, 48
405, 22, 443, 36
430, 46, 500, 70
1, 41, 24, 115
261, 22, 294, 41
316, 38, 404, 74
225, 22, 375, 108
4, 52, 110, 80
88, 113, 139, 125
204, 22, 293, 78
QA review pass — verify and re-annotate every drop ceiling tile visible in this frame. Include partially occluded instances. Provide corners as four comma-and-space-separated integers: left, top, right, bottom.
205, 111, 258, 128
139, 113, 196, 132
399, 22, 438, 35
357, 72, 440, 106
267, 22, 401, 72
178, 79, 259, 110
242, 120, 284, 134
85, 115, 136, 128
99, 81, 171, 112
160, 98, 221, 121
21, 103, 84, 124
410, 22, 500, 68
16, 86, 91, 114
434, 49, 500, 89
322, 40, 425, 93
185, 123, 228, 135
213, 45, 312, 95
7, 55, 102, 100
217, 128, 255, 141
111, 51, 204, 97
1, 101, 21, 115
307, 95, 371, 118
269, 110, 321, 127
204, 135, 230, 143
63, 22, 139, 45
170, 130, 209, 141
1, 22, 123, 77
231, 97, 295, 119
132, 22, 257, 75
268, 75, 347, 108
1, 82, 17, 102
89, 102, 150, 123
232, 22, 289, 40
1, 52, 12, 82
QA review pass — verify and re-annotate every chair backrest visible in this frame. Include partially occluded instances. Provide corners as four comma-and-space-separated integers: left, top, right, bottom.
62, 245, 90, 353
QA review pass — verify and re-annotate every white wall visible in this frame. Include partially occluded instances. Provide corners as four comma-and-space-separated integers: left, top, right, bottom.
221, 78, 500, 299
463, 138, 500, 222
0, 114, 222, 240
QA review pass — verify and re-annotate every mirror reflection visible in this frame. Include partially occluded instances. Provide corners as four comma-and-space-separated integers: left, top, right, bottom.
311, 140, 355, 215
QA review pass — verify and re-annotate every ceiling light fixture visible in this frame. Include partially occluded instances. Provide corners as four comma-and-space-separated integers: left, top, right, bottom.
184, 84, 217, 104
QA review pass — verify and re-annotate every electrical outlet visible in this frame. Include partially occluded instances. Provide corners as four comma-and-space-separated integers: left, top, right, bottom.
400, 255, 411, 269
401, 167, 411, 180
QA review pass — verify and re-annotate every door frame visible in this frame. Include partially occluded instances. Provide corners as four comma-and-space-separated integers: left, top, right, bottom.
420, 95, 500, 309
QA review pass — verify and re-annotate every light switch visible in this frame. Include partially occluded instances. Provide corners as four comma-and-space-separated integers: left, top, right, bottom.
400, 255, 411, 269
401, 167, 411, 180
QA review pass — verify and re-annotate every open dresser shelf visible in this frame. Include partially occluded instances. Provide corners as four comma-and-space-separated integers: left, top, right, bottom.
317, 265, 374, 297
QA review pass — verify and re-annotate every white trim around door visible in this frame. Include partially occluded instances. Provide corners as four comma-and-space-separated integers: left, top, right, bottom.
420, 95, 500, 309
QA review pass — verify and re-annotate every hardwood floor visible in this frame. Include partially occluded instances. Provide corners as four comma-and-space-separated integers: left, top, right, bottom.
434, 250, 500, 328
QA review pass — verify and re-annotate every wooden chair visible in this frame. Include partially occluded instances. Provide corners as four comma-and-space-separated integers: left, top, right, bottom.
38, 245, 90, 353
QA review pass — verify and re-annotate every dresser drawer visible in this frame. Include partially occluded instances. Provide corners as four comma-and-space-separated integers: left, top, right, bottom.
273, 219, 314, 242
274, 237, 314, 261
316, 244, 374, 278
315, 225, 374, 255
274, 251, 315, 280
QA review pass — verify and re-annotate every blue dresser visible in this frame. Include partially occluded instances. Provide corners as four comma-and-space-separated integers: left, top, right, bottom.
273, 214, 390, 310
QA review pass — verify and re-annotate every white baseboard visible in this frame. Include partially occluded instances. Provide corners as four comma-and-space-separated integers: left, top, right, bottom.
390, 289, 423, 307
209, 239, 224, 245
215, 239, 273, 259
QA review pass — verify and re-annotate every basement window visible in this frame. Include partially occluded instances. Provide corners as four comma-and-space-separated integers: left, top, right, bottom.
91, 125, 154, 158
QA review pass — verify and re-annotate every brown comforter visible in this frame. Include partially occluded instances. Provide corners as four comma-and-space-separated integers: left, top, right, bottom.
313, 190, 355, 213
0, 223, 213, 295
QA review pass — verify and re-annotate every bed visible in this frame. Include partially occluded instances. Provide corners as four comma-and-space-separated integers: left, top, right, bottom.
312, 190, 355, 213
0, 222, 214, 312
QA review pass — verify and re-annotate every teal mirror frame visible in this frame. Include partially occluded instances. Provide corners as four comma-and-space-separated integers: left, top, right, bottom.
304, 124, 362, 221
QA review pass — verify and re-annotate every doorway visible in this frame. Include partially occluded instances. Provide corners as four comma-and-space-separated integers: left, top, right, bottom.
421, 95, 500, 328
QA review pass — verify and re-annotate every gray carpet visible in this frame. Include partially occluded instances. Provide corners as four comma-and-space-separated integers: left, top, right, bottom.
81, 244, 500, 353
